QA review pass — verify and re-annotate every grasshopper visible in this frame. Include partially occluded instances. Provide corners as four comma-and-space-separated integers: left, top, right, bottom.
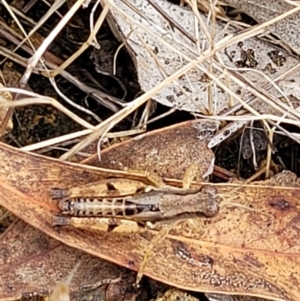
51, 168, 220, 285
53, 185, 219, 222
51, 163, 219, 226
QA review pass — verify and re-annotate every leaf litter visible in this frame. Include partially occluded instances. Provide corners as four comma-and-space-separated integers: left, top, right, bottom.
1, 127, 300, 300
0, 219, 131, 301
1, 0, 300, 301
0, 120, 214, 301
107, 0, 300, 117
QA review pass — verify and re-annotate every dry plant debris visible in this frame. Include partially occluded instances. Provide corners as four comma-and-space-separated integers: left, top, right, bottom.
0, 139, 300, 300
1, 1, 300, 301
153, 289, 199, 301
83, 119, 217, 179
0, 219, 132, 301
107, 0, 300, 117
222, 0, 300, 54
0, 70, 14, 133
0, 120, 214, 301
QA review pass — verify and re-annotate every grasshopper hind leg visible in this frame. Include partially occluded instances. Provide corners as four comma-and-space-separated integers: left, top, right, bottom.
50, 188, 70, 199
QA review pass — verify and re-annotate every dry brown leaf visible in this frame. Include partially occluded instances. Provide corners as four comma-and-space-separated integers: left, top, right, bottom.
0, 120, 213, 299
0, 139, 300, 300
82, 119, 216, 179
0, 219, 133, 300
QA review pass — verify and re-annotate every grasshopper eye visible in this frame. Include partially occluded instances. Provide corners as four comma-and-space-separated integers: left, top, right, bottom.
203, 202, 219, 217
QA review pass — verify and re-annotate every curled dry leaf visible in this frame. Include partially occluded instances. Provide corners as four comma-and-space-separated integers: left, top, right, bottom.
0, 131, 300, 299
